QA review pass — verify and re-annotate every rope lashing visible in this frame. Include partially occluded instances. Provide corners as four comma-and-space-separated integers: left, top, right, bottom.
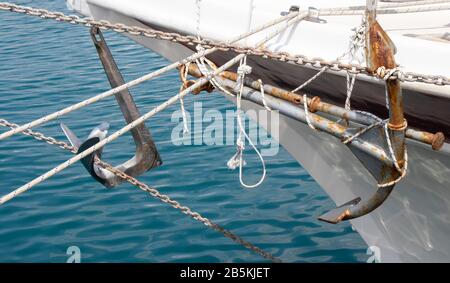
378, 144, 408, 188
384, 121, 408, 174
194, 45, 235, 97
227, 56, 267, 189
257, 79, 272, 111
303, 94, 317, 130
376, 66, 405, 81
178, 61, 217, 135
179, 62, 191, 134
342, 116, 408, 187
193, 9, 310, 98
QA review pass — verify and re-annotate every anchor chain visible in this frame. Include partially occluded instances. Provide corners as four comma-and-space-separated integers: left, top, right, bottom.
0, 118, 280, 262
0, 119, 77, 153
0, 2, 448, 86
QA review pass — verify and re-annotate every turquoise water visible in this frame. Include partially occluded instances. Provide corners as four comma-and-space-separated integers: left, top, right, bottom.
0, 1, 367, 262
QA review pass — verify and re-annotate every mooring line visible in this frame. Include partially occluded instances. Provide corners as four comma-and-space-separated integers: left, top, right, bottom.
0, 118, 280, 262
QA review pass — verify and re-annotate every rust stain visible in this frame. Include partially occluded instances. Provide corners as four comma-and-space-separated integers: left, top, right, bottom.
365, 13, 397, 73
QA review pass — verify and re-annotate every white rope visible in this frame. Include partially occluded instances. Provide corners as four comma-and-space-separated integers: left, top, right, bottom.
303, 94, 317, 130
291, 67, 327, 93
195, 11, 309, 97
319, 3, 450, 16
345, 73, 357, 111
345, 19, 365, 109
379, 0, 449, 8
341, 114, 408, 187
195, 0, 201, 40
292, 18, 365, 96
378, 66, 404, 109
193, 11, 310, 96
257, 79, 272, 111
227, 56, 267, 189
0, 53, 246, 205
195, 46, 235, 97
224, 13, 310, 188
342, 119, 385, 144
377, 144, 408, 188
384, 122, 404, 173
319, 0, 450, 13
354, 109, 383, 123
179, 62, 191, 134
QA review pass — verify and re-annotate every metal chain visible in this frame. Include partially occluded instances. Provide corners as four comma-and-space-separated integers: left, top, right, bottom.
0, 2, 448, 86
0, 118, 280, 262
94, 159, 280, 262
0, 119, 77, 153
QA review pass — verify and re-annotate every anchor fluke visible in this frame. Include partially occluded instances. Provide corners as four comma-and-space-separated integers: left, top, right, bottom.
318, 197, 361, 224
318, 185, 395, 224
60, 122, 116, 188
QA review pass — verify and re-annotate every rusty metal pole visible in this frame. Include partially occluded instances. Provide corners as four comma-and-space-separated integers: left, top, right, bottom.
365, 0, 406, 168
183, 62, 444, 150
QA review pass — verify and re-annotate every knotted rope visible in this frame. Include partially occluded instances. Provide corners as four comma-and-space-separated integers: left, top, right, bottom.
227, 56, 267, 189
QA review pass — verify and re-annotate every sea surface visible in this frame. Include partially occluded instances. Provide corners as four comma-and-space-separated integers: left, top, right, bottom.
0, 0, 368, 262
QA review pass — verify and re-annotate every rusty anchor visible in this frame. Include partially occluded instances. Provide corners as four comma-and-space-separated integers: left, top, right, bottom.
319, 0, 407, 224
61, 27, 162, 188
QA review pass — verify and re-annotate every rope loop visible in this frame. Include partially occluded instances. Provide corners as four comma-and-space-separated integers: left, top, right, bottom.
227, 56, 267, 189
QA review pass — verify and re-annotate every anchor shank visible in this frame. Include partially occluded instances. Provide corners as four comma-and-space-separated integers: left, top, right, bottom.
91, 27, 151, 149
365, 2, 406, 165
89, 26, 161, 187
